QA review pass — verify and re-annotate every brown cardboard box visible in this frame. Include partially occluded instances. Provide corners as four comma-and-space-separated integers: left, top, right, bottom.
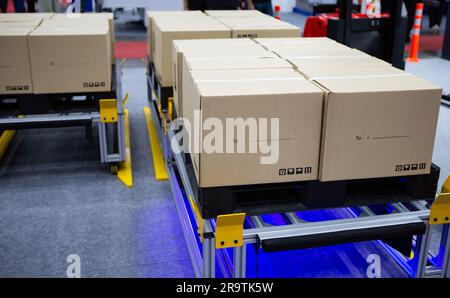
174, 41, 276, 115
188, 75, 324, 187
44, 13, 115, 64
315, 74, 442, 181
28, 25, 111, 94
205, 10, 268, 18
229, 23, 301, 38
182, 60, 296, 119
0, 13, 53, 23
0, 26, 35, 94
297, 65, 404, 79
0, 17, 43, 27
255, 37, 338, 48
211, 15, 300, 37
172, 38, 258, 114
152, 18, 232, 87
288, 56, 390, 69
215, 17, 301, 38
147, 11, 206, 62
268, 42, 365, 58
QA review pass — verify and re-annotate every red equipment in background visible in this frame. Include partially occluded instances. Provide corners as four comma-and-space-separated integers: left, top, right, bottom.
303, 11, 389, 37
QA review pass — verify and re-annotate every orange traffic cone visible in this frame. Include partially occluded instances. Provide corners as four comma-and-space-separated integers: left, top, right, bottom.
406, 3, 424, 63
274, 5, 281, 20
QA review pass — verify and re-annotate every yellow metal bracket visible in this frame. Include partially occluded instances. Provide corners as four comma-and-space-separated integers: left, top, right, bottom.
215, 213, 246, 249
430, 193, 450, 225
99, 99, 118, 123
143, 106, 168, 181
168, 97, 174, 122
189, 195, 205, 242
117, 109, 133, 188
442, 176, 450, 194
0, 130, 16, 161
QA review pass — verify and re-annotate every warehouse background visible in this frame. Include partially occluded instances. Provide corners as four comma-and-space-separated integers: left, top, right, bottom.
0, 4, 449, 277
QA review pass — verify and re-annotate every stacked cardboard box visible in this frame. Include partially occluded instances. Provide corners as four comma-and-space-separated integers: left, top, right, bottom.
0, 13, 48, 94
48, 13, 115, 64
0, 13, 54, 23
189, 70, 323, 187
205, 10, 300, 38
29, 24, 111, 94
204, 10, 269, 18
0, 26, 36, 94
151, 13, 231, 87
256, 38, 442, 181
177, 39, 323, 187
147, 10, 301, 88
147, 11, 206, 64
173, 40, 278, 116
0, 13, 113, 95
179, 37, 441, 188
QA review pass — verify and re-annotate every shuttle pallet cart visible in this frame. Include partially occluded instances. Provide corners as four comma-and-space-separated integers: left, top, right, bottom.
0, 65, 127, 175
146, 68, 450, 278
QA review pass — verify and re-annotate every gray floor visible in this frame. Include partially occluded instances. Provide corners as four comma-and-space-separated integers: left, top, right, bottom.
0, 61, 193, 277
0, 12, 449, 278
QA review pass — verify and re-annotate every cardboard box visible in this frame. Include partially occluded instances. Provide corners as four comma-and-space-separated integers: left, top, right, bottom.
152, 18, 232, 87
216, 17, 301, 38
182, 60, 296, 119
268, 42, 365, 58
43, 13, 115, 64
255, 37, 338, 47
205, 10, 268, 18
288, 56, 390, 69
0, 17, 43, 27
0, 13, 53, 23
174, 41, 276, 114
28, 25, 111, 94
189, 76, 324, 187
229, 23, 301, 38
315, 74, 442, 181
172, 38, 258, 113
297, 65, 404, 79
0, 26, 35, 94
210, 15, 301, 38
146, 11, 206, 62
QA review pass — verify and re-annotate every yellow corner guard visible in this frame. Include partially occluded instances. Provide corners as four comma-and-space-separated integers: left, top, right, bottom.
189, 195, 205, 242
215, 213, 246, 249
143, 107, 168, 181
0, 130, 15, 161
442, 176, 450, 194
430, 176, 450, 225
99, 99, 118, 123
430, 193, 450, 225
117, 109, 133, 188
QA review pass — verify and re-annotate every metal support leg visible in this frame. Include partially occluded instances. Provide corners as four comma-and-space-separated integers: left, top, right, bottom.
413, 223, 432, 278
441, 225, 450, 278
98, 122, 107, 163
117, 112, 126, 162
203, 237, 216, 278
233, 245, 247, 278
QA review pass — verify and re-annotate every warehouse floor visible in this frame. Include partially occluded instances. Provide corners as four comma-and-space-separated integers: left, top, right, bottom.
0, 12, 449, 278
